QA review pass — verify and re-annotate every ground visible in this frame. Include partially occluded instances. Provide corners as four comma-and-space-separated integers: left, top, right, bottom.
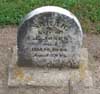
0, 26, 100, 93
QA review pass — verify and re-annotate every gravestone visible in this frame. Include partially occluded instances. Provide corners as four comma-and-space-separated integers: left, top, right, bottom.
17, 6, 83, 68
8, 6, 93, 93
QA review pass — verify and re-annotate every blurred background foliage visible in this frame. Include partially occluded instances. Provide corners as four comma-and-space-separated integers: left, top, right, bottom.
0, 0, 100, 32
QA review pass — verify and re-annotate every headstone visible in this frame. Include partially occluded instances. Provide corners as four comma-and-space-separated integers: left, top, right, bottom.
17, 6, 83, 68
8, 6, 93, 90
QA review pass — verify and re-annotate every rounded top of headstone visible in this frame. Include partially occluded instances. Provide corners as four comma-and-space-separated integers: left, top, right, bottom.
20, 6, 82, 35
17, 6, 83, 68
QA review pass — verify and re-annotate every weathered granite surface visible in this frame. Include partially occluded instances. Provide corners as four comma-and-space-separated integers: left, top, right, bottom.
17, 6, 83, 68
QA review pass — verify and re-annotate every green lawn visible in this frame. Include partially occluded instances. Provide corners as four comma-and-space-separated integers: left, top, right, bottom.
0, 0, 100, 32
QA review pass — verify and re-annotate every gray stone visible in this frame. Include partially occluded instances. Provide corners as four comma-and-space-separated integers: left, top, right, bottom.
8, 47, 93, 88
17, 6, 83, 68
8, 87, 69, 94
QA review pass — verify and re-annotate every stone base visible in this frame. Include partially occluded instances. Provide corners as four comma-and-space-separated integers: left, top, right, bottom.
8, 47, 93, 89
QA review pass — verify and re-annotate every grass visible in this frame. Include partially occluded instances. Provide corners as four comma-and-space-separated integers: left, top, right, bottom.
0, 0, 100, 32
